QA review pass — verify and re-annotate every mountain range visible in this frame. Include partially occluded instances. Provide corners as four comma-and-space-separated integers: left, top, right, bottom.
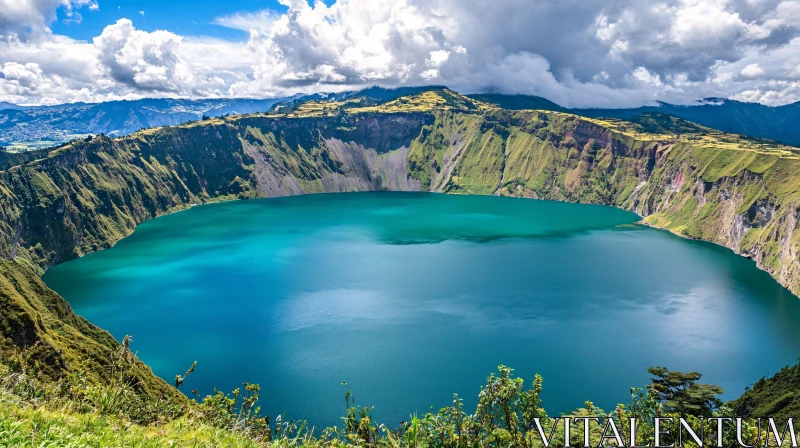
0, 97, 291, 149
471, 94, 800, 146
3, 88, 799, 150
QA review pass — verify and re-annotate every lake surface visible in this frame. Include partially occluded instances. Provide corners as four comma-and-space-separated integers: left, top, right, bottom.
43, 192, 800, 428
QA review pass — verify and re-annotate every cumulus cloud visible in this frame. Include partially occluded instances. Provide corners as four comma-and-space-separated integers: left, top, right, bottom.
92, 18, 227, 94
740, 63, 766, 79
225, 0, 463, 97
221, 0, 800, 106
0, 61, 98, 105
3, 0, 800, 106
94, 19, 184, 91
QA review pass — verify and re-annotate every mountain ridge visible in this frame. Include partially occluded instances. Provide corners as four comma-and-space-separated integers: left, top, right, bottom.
472, 93, 800, 146
4, 87, 800, 151
3, 90, 800, 292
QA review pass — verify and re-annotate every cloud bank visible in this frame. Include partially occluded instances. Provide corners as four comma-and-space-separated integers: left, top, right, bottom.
2, 0, 800, 107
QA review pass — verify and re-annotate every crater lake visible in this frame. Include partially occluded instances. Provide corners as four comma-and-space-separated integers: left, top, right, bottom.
42, 192, 800, 428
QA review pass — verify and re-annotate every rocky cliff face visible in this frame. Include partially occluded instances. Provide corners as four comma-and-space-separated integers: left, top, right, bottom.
2, 107, 800, 386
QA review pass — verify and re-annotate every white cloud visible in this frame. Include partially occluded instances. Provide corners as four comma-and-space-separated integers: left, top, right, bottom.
0, 61, 96, 105
213, 9, 279, 33
90, 18, 230, 95
93, 19, 185, 91
632, 67, 663, 86
668, 0, 752, 47
3, 0, 800, 106
226, 0, 463, 97
428, 50, 450, 67
740, 63, 766, 78
420, 69, 440, 80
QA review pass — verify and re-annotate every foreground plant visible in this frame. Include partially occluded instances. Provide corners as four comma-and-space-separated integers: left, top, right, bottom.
0, 340, 794, 447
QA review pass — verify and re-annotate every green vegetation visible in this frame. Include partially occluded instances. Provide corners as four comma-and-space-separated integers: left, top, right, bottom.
731, 361, 800, 421
471, 93, 800, 147
1, 87, 800, 445
0, 260, 180, 403
0, 351, 782, 447
0, 147, 51, 170
647, 367, 724, 417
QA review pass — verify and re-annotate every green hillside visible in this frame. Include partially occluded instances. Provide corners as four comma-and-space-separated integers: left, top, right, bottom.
0, 88, 799, 445
731, 361, 800, 420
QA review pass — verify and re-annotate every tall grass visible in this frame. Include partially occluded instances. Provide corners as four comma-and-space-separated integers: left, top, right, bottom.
0, 342, 783, 447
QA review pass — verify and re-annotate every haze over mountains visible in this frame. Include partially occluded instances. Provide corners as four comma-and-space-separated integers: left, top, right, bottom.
2, 88, 800, 150
0, 97, 291, 149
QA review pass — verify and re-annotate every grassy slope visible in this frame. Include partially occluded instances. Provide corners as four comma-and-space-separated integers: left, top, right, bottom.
0, 261, 173, 396
0, 392, 260, 447
0, 148, 50, 171
0, 89, 799, 441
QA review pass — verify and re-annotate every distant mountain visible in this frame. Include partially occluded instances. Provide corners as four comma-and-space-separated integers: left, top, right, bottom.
349, 85, 450, 102
0, 97, 291, 148
271, 86, 485, 116
468, 93, 567, 112
0, 102, 27, 111
470, 94, 800, 146
268, 91, 354, 113
283, 87, 800, 146
267, 87, 445, 115
6, 88, 800, 149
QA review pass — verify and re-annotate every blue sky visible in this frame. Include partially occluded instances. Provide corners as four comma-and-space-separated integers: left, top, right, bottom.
51, 0, 332, 41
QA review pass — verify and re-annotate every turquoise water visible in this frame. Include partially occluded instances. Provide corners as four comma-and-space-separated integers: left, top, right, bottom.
43, 192, 800, 428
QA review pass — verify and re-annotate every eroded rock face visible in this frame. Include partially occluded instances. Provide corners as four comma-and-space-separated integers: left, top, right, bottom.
747, 199, 777, 228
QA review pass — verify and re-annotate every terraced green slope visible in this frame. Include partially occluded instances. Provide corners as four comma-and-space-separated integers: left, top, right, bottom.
2, 90, 800, 400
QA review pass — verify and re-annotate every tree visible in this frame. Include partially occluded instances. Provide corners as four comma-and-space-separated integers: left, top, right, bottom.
648, 366, 723, 416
